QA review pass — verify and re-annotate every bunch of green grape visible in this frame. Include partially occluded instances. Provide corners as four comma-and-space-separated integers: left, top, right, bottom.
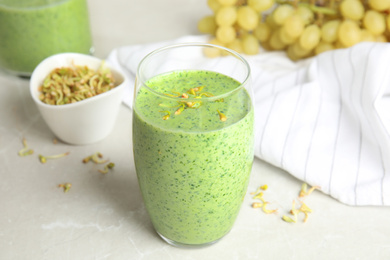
198, 0, 390, 60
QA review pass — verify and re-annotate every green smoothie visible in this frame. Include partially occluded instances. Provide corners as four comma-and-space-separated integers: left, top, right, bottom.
133, 70, 254, 245
0, 0, 92, 75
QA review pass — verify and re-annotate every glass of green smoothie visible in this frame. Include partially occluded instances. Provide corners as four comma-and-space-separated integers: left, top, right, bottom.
132, 43, 254, 248
0, 0, 92, 77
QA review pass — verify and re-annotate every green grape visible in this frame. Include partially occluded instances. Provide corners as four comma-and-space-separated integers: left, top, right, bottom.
321, 20, 340, 43
216, 25, 236, 43
287, 41, 312, 60
283, 14, 305, 38
292, 41, 312, 57
338, 20, 361, 47
314, 41, 334, 55
265, 14, 279, 30
269, 30, 286, 50
260, 40, 272, 51
236, 26, 249, 39
241, 34, 260, 54
208, 0, 221, 12
387, 15, 390, 32
204, 38, 223, 58
204, 0, 390, 60
286, 45, 300, 61
340, 0, 364, 20
273, 4, 294, 26
237, 6, 259, 31
226, 38, 243, 53
294, 5, 314, 25
360, 29, 376, 42
215, 6, 237, 26
299, 24, 321, 50
198, 15, 217, 34
248, 0, 275, 12
253, 22, 271, 42
375, 34, 387, 42
363, 10, 386, 36
279, 27, 297, 45
369, 0, 390, 11
217, 0, 237, 6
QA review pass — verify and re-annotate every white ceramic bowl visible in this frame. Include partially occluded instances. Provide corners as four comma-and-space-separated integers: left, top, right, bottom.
30, 53, 127, 145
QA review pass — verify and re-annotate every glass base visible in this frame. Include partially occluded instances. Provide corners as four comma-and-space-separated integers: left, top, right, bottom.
157, 231, 225, 248
0, 67, 31, 78
0, 46, 95, 79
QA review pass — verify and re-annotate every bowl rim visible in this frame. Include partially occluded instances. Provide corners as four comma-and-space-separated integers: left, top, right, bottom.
30, 52, 127, 110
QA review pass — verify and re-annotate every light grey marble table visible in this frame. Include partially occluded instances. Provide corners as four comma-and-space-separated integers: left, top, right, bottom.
1, 0, 389, 259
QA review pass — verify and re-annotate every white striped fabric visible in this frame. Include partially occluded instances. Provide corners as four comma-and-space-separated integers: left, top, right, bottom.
108, 35, 390, 206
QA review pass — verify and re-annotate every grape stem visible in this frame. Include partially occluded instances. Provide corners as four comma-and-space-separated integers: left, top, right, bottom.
301, 3, 338, 15
275, 0, 338, 16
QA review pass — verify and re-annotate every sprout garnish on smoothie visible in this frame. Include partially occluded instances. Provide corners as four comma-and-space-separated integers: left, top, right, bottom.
158, 86, 227, 122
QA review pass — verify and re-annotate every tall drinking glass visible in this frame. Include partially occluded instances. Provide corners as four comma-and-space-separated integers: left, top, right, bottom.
132, 43, 254, 247
0, 0, 93, 76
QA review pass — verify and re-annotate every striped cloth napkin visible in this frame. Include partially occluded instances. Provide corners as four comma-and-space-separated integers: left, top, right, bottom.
107, 35, 390, 206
